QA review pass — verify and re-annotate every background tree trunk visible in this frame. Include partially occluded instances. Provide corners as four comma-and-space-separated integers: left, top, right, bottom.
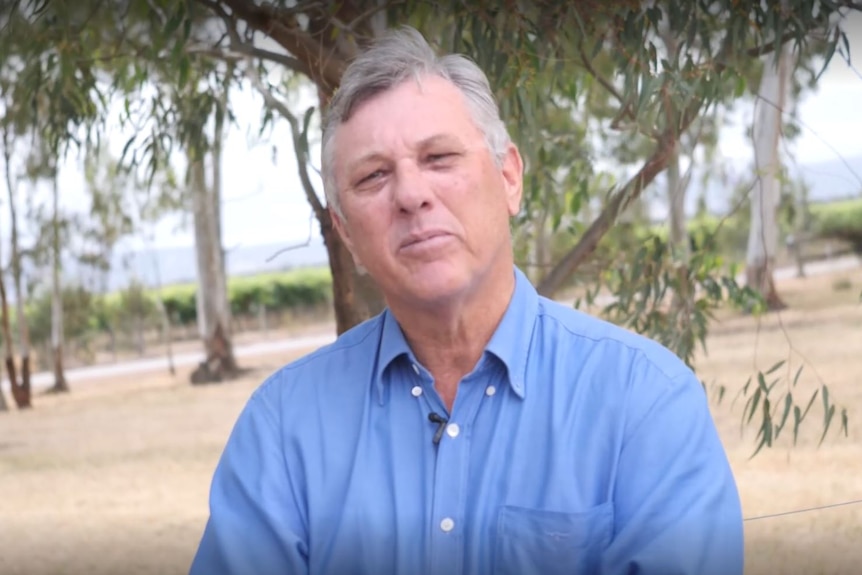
0, 375, 7, 412
667, 141, 694, 313
1, 124, 29, 408
7, 168, 31, 398
189, 155, 237, 384
0, 239, 13, 412
50, 172, 68, 393
746, 43, 793, 310
0, 253, 19, 407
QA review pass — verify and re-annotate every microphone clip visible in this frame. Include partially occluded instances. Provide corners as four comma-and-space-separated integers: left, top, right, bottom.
428, 412, 448, 445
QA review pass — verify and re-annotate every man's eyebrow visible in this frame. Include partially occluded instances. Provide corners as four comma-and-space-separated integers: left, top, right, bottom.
417, 134, 459, 148
345, 134, 461, 174
347, 152, 386, 172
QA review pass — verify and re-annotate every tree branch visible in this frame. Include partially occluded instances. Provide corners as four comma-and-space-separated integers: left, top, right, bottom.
209, 0, 349, 96
187, 43, 309, 76
577, 43, 627, 111
241, 59, 326, 221
577, 42, 663, 141
536, 134, 676, 297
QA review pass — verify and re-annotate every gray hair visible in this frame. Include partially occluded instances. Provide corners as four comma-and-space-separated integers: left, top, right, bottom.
320, 26, 512, 217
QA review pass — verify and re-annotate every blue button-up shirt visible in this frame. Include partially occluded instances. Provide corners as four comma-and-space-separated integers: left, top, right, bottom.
190, 267, 743, 575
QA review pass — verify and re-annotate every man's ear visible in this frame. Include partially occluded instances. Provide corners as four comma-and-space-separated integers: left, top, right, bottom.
330, 207, 350, 246
501, 143, 524, 217
330, 207, 364, 270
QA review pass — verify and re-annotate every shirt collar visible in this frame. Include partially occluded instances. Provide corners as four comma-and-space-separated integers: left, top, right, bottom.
373, 265, 538, 404
483, 266, 537, 399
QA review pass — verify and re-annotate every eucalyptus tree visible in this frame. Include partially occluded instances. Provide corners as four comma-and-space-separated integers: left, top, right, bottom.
2, 0, 857, 445
0, 0, 244, 383
182, 0, 858, 453
0, 122, 30, 408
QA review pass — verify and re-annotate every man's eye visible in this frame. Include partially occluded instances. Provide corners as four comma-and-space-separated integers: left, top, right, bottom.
358, 170, 384, 185
427, 153, 455, 163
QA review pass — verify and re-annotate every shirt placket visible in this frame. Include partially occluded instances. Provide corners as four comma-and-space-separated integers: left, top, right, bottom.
426, 371, 489, 575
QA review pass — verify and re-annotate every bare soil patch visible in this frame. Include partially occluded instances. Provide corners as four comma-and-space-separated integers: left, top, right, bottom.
1, 266, 861, 574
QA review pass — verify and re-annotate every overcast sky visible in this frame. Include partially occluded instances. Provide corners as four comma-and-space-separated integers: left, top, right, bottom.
3, 14, 861, 253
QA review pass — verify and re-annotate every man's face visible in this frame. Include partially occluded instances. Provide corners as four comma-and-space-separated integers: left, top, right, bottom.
330, 74, 523, 309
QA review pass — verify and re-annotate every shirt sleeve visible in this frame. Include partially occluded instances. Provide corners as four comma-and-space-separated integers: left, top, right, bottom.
601, 362, 745, 575
189, 383, 309, 575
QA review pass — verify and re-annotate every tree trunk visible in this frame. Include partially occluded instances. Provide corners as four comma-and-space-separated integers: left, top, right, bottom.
0, 249, 13, 412
8, 178, 31, 397
667, 145, 689, 263
150, 247, 175, 375
531, 206, 551, 285
159, 301, 176, 376
0, 375, 7, 412
667, 141, 693, 314
0, 260, 19, 405
50, 173, 68, 393
189, 154, 237, 384
746, 44, 793, 311
135, 315, 145, 356
1, 125, 29, 409
212, 74, 229, 311
318, 209, 380, 334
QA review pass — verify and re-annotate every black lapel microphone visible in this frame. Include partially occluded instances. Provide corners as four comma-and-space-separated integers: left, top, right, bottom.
428, 412, 448, 445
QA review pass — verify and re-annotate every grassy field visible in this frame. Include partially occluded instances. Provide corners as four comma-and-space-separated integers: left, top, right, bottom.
1, 265, 860, 575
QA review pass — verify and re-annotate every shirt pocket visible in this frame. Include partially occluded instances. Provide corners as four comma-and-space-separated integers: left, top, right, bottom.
494, 503, 614, 575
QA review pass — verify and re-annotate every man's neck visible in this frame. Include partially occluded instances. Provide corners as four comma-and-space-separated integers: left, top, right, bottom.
389, 264, 516, 411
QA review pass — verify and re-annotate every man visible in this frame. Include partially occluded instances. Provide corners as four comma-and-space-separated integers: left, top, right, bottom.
190, 26, 744, 575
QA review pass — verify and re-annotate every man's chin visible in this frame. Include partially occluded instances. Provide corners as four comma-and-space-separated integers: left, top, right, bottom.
397, 271, 471, 308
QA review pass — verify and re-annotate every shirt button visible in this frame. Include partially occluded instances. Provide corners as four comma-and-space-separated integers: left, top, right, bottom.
485, 385, 496, 396
446, 423, 460, 438
411, 363, 420, 375
411, 386, 422, 397
440, 517, 455, 532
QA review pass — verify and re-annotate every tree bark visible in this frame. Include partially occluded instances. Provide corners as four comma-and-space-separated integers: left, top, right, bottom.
50, 172, 68, 393
667, 140, 694, 315
1, 124, 29, 408
317, 209, 382, 334
189, 154, 238, 384
0, 251, 14, 412
0, 258, 19, 406
9, 179, 31, 399
746, 44, 793, 311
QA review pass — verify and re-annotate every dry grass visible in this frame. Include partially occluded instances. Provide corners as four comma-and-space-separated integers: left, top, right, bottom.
695, 266, 862, 575
1, 267, 860, 575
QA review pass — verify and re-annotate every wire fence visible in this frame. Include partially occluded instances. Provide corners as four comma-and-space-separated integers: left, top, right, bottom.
744, 497, 862, 522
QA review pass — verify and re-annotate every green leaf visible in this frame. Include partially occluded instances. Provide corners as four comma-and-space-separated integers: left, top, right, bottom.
178, 57, 190, 90
775, 392, 792, 438
801, 389, 819, 420
814, 37, 837, 83
764, 359, 785, 375
164, 10, 183, 37
792, 365, 804, 387
757, 372, 768, 392
820, 403, 836, 446
793, 405, 802, 445
746, 386, 762, 425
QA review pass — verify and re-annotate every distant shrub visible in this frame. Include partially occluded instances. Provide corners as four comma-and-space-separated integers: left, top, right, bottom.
158, 267, 332, 325
810, 199, 862, 253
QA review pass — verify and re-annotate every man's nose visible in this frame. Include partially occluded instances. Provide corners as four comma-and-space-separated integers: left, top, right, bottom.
391, 163, 433, 213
